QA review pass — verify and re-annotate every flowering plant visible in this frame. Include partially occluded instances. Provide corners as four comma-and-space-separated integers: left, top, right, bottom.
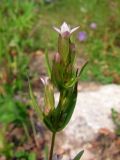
29, 22, 87, 160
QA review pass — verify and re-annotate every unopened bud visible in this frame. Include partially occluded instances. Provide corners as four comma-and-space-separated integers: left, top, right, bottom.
68, 42, 76, 65
53, 53, 61, 63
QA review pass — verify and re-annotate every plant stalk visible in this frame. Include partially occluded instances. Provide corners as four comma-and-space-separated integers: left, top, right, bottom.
49, 132, 56, 160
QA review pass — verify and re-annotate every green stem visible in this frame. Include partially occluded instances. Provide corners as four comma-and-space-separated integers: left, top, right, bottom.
49, 132, 56, 160
22, 122, 31, 141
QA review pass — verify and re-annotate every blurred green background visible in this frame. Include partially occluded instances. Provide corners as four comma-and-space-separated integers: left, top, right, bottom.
0, 0, 120, 159
1, 0, 120, 86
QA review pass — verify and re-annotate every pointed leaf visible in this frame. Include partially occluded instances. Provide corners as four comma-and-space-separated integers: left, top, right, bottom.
44, 145, 49, 160
78, 61, 88, 77
29, 79, 43, 119
73, 150, 84, 160
64, 76, 77, 88
45, 50, 51, 77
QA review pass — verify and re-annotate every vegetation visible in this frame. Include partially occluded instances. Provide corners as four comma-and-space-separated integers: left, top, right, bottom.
0, 0, 120, 159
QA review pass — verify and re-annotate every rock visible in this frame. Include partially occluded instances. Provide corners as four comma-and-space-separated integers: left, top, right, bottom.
63, 84, 120, 141
54, 84, 120, 159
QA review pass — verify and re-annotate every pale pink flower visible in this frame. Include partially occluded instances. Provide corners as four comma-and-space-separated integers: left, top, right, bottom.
53, 22, 79, 37
40, 76, 49, 85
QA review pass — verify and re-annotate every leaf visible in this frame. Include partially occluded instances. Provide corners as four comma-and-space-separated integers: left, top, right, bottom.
73, 150, 84, 160
15, 151, 28, 158
64, 61, 88, 89
28, 152, 37, 160
64, 76, 77, 88
29, 79, 43, 120
0, 97, 16, 124
48, 82, 78, 132
44, 145, 49, 160
45, 50, 51, 77
0, 96, 28, 125
78, 61, 88, 77
58, 83, 78, 130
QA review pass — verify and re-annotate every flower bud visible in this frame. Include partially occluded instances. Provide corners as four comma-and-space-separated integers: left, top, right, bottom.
53, 52, 61, 63
58, 34, 70, 63
44, 82, 55, 115
51, 53, 63, 90
40, 76, 55, 115
69, 42, 76, 65
54, 22, 79, 63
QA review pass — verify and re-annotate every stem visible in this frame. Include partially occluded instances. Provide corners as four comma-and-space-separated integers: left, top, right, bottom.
49, 132, 56, 160
30, 116, 39, 148
22, 122, 31, 141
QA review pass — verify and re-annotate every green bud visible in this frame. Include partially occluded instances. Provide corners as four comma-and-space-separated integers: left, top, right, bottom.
51, 53, 64, 90
58, 34, 70, 63
69, 42, 76, 65
53, 52, 61, 63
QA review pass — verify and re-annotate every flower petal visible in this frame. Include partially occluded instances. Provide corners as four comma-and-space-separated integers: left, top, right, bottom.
40, 76, 49, 85
70, 26, 80, 34
53, 27, 61, 34
60, 22, 70, 34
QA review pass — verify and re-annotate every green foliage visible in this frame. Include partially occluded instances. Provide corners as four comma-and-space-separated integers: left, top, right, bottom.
30, 22, 86, 159
1, 0, 120, 159
45, 50, 52, 77
0, 128, 13, 158
0, 0, 36, 57
43, 83, 78, 132
73, 150, 84, 160
29, 80, 43, 120
39, 0, 120, 84
0, 95, 29, 125
1, 0, 120, 84
0, 0, 37, 93
15, 151, 36, 160
111, 108, 120, 136
0, 95, 31, 158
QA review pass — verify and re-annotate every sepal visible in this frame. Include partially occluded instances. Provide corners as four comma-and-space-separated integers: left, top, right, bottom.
44, 80, 55, 114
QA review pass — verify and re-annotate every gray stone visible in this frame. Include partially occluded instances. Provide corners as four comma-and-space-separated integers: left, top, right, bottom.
63, 84, 120, 142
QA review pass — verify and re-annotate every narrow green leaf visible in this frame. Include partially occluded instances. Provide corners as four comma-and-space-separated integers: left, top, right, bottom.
64, 61, 88, 89
29, 79, 43, 119
44, 145, 49, 160
45, 50, 51, 77
64, 77, 77, 88
78, 61, 88, 77
73, 150, 84, 160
